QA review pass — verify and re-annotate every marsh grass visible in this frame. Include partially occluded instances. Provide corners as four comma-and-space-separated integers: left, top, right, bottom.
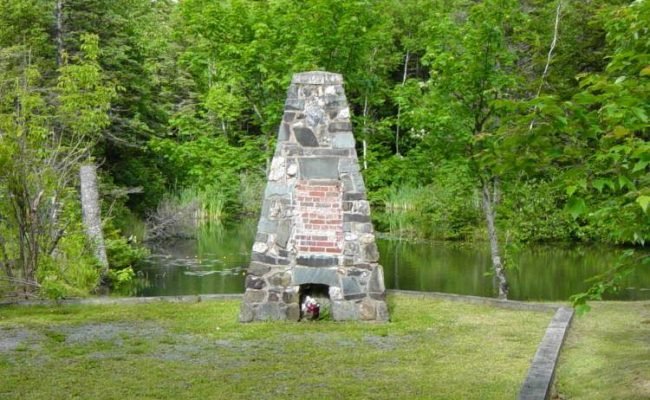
176, 185, 227, 225
554, 301, 650, 400
238, 172, 265, 215
383, 185, 422, 213
114, 211, 147, 244
375, 183, 483, 241
377, 185, 431, 240
146, 186, 226, 241
0, 295, 552, 399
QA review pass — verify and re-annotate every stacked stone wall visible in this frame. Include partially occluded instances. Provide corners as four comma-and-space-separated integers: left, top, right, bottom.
240, 71, 388, 322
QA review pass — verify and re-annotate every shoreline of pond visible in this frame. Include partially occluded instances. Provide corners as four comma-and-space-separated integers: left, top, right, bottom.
128, 219, 650, 302
0, 289, 567, 311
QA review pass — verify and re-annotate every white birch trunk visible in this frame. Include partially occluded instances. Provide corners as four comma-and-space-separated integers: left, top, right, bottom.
55, 0, 64, 67
481, 181, 508, 300
80, 164, 109, 276
395, 51, 410, 156
362, 95, 369, 170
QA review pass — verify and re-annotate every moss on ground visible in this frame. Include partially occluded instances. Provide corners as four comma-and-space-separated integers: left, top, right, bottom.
0, 295, 552, 399
554, 301, 650, 400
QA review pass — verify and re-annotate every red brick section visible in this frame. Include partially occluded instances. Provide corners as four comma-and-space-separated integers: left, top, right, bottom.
294, 181, 343, 254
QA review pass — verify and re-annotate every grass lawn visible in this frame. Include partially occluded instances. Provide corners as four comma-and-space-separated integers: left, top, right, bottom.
553, 301, 650, 400
0, 295, 552, 399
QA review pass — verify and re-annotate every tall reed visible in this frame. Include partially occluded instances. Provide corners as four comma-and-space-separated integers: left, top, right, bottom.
238, 172, 265, 215
377, 183, 483, 241
177, 186, 226, 225
146, 185, 227, 241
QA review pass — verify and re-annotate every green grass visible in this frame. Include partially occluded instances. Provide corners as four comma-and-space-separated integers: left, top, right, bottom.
176, 185, 227, 225
0, 295, 552, 399
554, 301, 650, 400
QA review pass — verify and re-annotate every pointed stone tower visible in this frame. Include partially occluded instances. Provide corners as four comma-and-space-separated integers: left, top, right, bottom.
239, 71, 388, 322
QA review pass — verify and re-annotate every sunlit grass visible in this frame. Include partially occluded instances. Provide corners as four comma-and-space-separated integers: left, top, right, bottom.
554, 301, 650, 400
147, 186, 227, 241
176, 185, 227, 225
238, 171, 265, 215
382, 185, 422, 213
373, 182, 483, 241
0, 295, 551, 399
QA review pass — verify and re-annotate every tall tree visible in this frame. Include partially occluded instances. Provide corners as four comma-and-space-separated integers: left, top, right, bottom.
60, 0, 174, 212
0, 34, 113, 295
415, 0, 531, 299
566, 0, 650, 310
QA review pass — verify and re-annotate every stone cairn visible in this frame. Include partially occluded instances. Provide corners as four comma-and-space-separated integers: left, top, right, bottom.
239, 71, 388, 322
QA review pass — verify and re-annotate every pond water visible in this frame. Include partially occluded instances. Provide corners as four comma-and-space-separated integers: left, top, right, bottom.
135, 219, 650, 301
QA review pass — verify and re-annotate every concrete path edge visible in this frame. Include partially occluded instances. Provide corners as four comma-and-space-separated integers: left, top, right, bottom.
517, 306, 574, 400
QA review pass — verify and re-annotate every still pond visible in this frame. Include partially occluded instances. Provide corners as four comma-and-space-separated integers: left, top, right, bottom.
135, 219, 650, 301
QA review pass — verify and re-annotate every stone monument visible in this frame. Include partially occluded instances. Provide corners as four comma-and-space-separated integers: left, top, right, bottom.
239, 71, 388, 322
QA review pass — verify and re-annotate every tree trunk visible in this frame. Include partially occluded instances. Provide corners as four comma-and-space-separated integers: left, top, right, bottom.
529, 0, 563, 131
80, 164, 109, 278
0, 235, 13, 279
395, 50, 410, 156
55, 0, 64, 67
362, 95, 369, 170
481, 179, 508, 300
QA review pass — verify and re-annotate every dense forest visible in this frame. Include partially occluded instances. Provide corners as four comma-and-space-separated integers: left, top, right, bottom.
0, 0, 647, 300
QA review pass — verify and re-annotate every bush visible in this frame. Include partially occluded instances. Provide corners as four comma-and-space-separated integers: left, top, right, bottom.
372, 162, 483, 241
145, 185, 232, 241
498, 179, 577, 243
36, 228, 101, 299
105, 236, 148, 271
149, 134, 267, 215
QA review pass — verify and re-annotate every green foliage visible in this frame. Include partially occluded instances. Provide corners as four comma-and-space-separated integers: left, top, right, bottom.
498, 179, 577, 243
149, 134, 266, 216
100, 183, 149, 273
2, 0, 648, 299
176, 185, 227, 224
238, 172, 266, 215
373, 162, 482, 240
55, 0, 176, 217
57, 34, 115, 137
108, 156, 167, 215
0, 25, 112, 297
105, 237, 147, 272
37, 215, 101, 300
561, 1, 649, 245
145, 185, 233, 241
101, 209, 148, 292
106, 267, 136, 293
562, 1, 650, 308
0, 0, 55, 71
364, 154, 427, 198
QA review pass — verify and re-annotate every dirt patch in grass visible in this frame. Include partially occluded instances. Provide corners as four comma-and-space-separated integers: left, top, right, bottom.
0, 328, 42, 352
61, 322, 166, 344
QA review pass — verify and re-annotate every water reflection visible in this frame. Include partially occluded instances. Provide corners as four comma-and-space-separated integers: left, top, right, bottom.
135, 220, 650, 301
378, 239, 650, 301
136, 221, 256, 296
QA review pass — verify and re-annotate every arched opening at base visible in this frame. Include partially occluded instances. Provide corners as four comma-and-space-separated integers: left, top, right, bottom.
299, 283, 331, 321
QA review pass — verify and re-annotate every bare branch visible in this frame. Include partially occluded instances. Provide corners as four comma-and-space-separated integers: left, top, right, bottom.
529, 0, 563, 131
103, 130, 144, 149
47, 222, 70, 257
